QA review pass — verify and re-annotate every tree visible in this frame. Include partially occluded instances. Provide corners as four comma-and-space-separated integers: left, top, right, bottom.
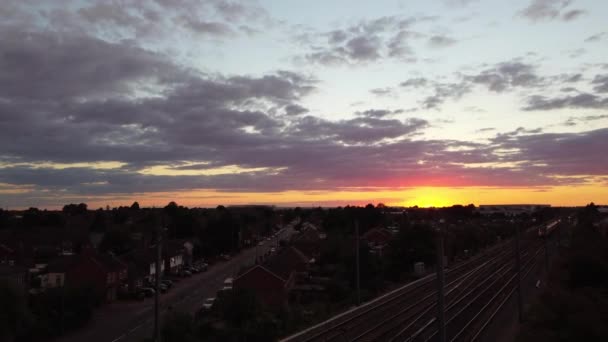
0, 281, 32, 342
62, 203, 88, 216
130, 201, 140, 210
385, 224, 435, 280
98, 229, 134, 255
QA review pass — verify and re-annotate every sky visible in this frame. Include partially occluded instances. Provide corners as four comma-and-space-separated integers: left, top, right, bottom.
0, 0, 607, 209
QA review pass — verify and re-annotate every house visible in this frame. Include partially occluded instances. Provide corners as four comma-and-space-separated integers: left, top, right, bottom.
234, 264, 293, 309
121, 247, 159, 291
362, 228, 394, 256
265, 246, 311, 279
66, 247, 127, 302
0, 265, 28, 290
40, 256, 74, 289
291, 224, 322, 262
235, 246, 312, 309
163, 240, 187, 275
0, 244, 16, 265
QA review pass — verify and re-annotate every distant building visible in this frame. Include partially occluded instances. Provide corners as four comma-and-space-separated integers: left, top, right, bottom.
478, 204, 550, 216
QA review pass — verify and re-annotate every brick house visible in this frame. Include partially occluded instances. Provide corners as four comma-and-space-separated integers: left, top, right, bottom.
234, 246, 312, 309
362, 228, 394, 256
66, 247, 127, 302
291, 225, 322, 262
234, 264, 294, 309
265, 246, 311, 279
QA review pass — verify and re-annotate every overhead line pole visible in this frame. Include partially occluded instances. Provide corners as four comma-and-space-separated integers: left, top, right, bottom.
355, 220, 361, 306
514, 223, 523, 324
435, 227, 446, 342
154, 221, 163, 341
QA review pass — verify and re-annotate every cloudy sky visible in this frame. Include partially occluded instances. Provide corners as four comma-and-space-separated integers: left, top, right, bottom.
1, 0, 607, 209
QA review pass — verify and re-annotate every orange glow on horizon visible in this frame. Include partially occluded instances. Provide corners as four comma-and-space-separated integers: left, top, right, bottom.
19, 183, 606, 210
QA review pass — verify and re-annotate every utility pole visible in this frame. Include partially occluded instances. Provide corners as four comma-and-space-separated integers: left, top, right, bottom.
544, 234, 550, 271
435, 227, 446, 342
355, 220, 361, 306
154, 224, 162, 342
514, 223, 523, 323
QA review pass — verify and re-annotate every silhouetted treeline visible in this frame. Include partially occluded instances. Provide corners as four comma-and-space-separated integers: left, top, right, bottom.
518, 203, 608, 341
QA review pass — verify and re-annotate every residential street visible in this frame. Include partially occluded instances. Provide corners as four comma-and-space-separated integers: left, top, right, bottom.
56, 224, 296, 342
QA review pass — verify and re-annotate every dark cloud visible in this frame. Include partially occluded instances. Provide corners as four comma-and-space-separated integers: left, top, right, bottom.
562, 114, 608, 126
297, 15, 430, 66
180, 17, 236, 37
491, 128, 608, 176
422, 81, 471, 109
9, 0, 270, 42
563, 74, 583, 83
345, 35, 382, 61
284, 104, 309, 116
561, 9, 586, 21
443, 0, 480, 7
428, 35, 457, 48
400, 78, 429, 88
582, 114, 608, 121
1, 2, 606, 205
370, 88, 395, 97
523, 93, 608, 110
467, 61, 543, 92
591, 75, 608, 93
356, 109, 393, 118
518, 0, 583, 22
4, 127, 607, 199
566, 48, 586, 59
585, 32, 606, 43
0, 28, 182, 101
326, 30, 349, 44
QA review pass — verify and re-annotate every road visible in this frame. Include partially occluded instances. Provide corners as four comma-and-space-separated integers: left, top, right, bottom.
56, 221, 298, 342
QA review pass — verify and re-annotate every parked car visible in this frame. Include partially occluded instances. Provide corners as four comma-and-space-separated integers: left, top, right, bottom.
221, 277, 233, 291
161, 279, 173, 288
199, 263, 208, 271
133, 291, 145, 301
201, 297, 216, 310
180, 270, 192, 277
141, 287, 155, 297
258, 241, 265, 246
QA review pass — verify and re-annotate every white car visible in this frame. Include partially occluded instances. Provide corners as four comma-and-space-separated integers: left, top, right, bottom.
201, 297, 215, 310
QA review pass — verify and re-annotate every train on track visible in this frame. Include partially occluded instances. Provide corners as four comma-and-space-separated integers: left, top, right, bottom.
538, 219, 560, 237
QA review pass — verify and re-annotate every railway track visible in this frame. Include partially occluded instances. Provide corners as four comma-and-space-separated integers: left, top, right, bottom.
282, 224, 549, 342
